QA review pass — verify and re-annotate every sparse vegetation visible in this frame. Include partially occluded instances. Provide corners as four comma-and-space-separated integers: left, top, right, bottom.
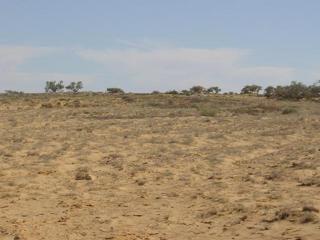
1, 86, 320, 240
45, 81, 64, 93
264, 86, 276, 98
106, 87, 125, 94
207, 86, 221, 94
241, 84, 262, 95
282, 107, 298, 114
165, 90, 179, 95
65, 81, 83, 93
4, 90, 24, 95
190, 85, 207, 94
197, 106, 217, 117
263, 81, 320, 100
180, 89, 191, 95
272, 81, 309, 100
121, 94, 135, 103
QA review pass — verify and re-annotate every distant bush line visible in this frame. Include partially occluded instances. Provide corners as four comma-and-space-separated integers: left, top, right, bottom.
153, 82, 320, 100
45, 81, 83, 93
3, 80, 320, 101
263, 81, 320, 100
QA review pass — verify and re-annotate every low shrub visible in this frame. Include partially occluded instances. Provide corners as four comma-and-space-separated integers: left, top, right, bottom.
121, 95, 135, 103
282, 107, 298, 114
198, 106, 217, 117
106, 88, 125, 94
165, 90, 179, 95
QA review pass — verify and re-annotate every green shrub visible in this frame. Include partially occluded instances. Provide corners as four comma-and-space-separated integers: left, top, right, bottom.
106, 88, 125, 94
180, 90, 191, 95
241, 85, 262, 95
274, 82, 309, 100
190, 85, 207, 94
207, 86, 221, 94
66, 81, 83, 93
309, 82, 320, 98
165, 90, 179, 95
262, 82, 320, 100
264, 86, 276, 98
45, 81, 64, 93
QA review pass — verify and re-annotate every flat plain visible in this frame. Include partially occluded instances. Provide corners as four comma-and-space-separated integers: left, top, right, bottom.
0, 93, 319, 240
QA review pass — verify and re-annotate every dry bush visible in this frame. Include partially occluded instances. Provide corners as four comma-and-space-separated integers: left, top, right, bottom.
198, 106, 217, 117
121, 95, 135, 103
75, 167, 92, 180
265, 206, 320, 224
231, 102, 281, 115
282, 107, 298, 114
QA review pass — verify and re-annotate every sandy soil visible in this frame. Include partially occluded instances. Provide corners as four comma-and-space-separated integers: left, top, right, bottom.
0, 93, 319, 240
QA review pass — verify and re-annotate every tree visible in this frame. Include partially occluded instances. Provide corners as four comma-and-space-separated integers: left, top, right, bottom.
45, 81, 64, 93
106, 88, 125, 94
66, 81, 83, 93
190, 85, 207, 94
309, 80, 320, 98
264, 86, 276, 98
241, 85, 262, 95
180, 90, 191, 95
263, 81, 320, 100
273, 81, 309, 100
207, 86, 221, 94
165, 90, 179, 95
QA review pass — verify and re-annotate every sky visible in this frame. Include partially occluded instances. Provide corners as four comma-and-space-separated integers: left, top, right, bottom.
1, 0, 320, 93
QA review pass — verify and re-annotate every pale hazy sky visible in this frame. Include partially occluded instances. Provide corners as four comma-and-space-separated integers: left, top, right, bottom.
1, 0, 320, 92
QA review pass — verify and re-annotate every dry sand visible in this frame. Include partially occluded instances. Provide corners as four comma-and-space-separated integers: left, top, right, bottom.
0, 93, 319, 239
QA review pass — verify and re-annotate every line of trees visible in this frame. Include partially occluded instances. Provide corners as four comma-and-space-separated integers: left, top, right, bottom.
45, 81, 83, 93
263, 81, 320, 100
159, 81, 320, 100
5, 80, 316, 101
240, 81, 320, 100
161, 86, 221, 95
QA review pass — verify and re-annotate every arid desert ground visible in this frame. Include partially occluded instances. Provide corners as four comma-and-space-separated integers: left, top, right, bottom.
0, 93, 320, 240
